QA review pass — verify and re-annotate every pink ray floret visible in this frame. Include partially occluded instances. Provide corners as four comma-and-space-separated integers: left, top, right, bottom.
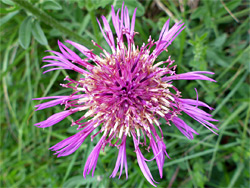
34, 3, 218, 186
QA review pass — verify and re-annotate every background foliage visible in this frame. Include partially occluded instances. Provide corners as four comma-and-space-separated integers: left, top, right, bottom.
1, 0, 249, 187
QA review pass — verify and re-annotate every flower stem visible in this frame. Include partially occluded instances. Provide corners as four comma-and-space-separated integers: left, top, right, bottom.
12, 0, 100, 52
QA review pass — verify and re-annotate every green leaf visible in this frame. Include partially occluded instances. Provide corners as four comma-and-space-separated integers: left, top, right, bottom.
85, 0, 112, 11
228, 163, 244, 188
42, 0, 62, 10
67, 0, 83, 8
199, 32, 208, 41
211, 34, 227, 48
84, 0, 113, 11
216, 0, 241, 18
18, 16, 32, 49
191, 6, 207, 20
85, 0, 94, 11
115, 0, 145, 17
2, 0, 15, 5
31, 20, 48, 45
206, 48, 228, 67
189, 33, 208, 70
0, 10, 19, 27
74, 0, 85, 9
63, 175, 97, 187
93, 0, 113, 9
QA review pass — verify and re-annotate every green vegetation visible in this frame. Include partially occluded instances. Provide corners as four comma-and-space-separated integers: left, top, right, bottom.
1, 0, 249, 187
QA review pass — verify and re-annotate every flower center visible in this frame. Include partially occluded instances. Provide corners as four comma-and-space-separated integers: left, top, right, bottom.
77, 50, 177, 139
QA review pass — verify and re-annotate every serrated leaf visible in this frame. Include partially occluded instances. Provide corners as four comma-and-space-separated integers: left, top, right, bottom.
32, 21, 48, 45
42, 0, 62, 10
19, 16, 32, 49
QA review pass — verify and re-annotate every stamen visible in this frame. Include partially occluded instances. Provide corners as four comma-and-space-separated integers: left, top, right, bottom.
156, 110, 165, 117
145, 113, 153, 124
79, 106, 90, 111
114, 121, 119, 130
84, 109, 95, 118
160, 105, 169, 112
76, 87, 86, 91
119, 127, 124, 138
160, 97, 170, 106
136, 127, 140, 137
125, 126, 130, 136
153, 118, 160, 126
109, 128, 114, 137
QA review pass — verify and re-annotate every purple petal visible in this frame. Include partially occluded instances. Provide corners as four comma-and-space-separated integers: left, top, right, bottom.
163, 71, 216, 82
172, 116, 199, 139
132, 134, 157, 187
50, 124, 95, 157
34, 109, 77, 128
180, 98, 213, 110
83, 136, 105, 178
110, 136, 128, 179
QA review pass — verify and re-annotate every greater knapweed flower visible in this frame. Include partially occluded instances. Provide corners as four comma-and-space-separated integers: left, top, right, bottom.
34, 3, 218, 187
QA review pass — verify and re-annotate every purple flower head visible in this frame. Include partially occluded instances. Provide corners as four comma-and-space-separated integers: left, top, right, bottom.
34, 3, 218, 186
